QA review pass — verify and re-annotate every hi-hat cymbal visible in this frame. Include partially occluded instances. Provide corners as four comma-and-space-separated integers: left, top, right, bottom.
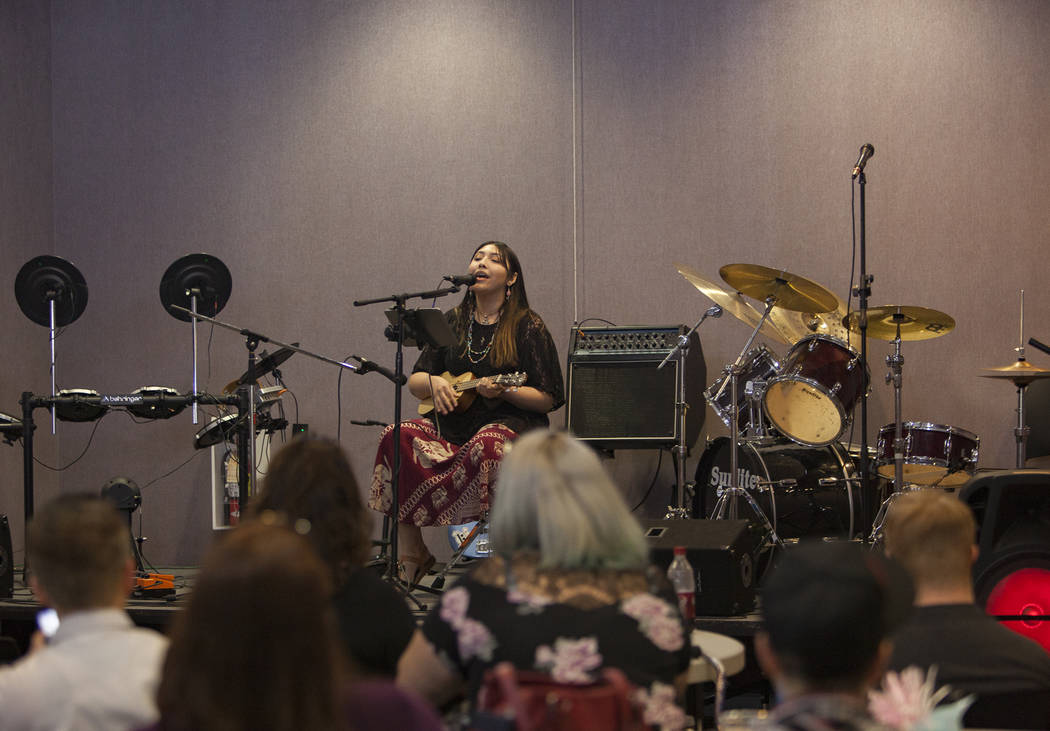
674, 263, 791, 344
843, 305, 955, 341
223, 345, 298, 393
980, 359, 1050, 386
719, 264, 840, 314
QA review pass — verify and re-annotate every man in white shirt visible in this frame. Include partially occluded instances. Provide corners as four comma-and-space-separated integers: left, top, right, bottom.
0, 494, 169, 731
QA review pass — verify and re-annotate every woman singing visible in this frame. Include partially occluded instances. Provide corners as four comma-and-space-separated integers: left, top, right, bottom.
368, 241, 564, 587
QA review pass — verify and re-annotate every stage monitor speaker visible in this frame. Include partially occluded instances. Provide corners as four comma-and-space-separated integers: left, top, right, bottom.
641, 518, 758, 616
960, 470, 1050, 653
0, 514, 12, 599
565, 326, 706, 450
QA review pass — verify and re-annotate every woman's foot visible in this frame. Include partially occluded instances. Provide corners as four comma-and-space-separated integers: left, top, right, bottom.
400, 550, 436, 588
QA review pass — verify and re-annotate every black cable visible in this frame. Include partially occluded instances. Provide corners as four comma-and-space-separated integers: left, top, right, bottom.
32, 415, 107, 471
139, 447, 210, 490
632, 449, 664, 512
336, 353, 352, 442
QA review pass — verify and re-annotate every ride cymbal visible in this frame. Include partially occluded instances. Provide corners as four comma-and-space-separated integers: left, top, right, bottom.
719, 264, 839, 314
843, 305, 955, 342
674, 262, 791, 344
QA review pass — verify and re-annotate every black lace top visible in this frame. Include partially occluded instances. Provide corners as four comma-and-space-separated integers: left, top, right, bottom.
412, 309, 564, 445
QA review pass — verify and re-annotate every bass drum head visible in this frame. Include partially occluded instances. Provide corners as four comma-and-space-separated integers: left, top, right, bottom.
694, 436, 869, 541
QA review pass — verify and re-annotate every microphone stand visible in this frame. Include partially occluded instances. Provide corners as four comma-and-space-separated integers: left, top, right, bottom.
854, 167, 874, 537
353, 284, 459, 599
658, 307, 720, 518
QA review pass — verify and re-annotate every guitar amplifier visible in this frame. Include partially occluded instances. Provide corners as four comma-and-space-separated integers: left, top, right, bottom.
566, 325, 706, 449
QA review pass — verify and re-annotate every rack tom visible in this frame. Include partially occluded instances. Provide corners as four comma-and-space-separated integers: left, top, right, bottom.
763, 335, 869, 447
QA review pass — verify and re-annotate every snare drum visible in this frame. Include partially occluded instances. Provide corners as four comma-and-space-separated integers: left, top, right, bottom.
876, 421, 979, 486
694, 437, 869, 540
704, 346, 780, 433
763, 335, 869, 447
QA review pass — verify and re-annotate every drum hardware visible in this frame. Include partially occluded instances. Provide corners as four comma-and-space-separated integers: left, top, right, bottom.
0, 412, 28, 445
659, 306, 722, 519
707, 264, 840, 548
704, 345, 779, 438
980, 291, 1050, 468
15, 255, 89, 435
160, 254, 233, 426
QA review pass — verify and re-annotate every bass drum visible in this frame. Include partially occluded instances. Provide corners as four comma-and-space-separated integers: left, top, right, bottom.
694, 437, 869, 540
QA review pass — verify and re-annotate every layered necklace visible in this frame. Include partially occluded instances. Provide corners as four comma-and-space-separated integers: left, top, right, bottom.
466, 304, 501, 364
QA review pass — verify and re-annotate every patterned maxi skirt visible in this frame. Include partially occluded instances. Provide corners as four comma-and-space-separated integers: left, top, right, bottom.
368, 418, 516, 526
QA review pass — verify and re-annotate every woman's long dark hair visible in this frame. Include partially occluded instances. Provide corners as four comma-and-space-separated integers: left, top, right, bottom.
453, 241, 530, 369
156, 523, 345, 731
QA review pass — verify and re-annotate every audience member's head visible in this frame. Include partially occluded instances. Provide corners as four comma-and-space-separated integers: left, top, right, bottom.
27, 493, 133, 613
157, 522, 345, 731
490, 429, 648, 569
249, 436, 372, 583
883, 490, 978, 600
756, 541, 914, 697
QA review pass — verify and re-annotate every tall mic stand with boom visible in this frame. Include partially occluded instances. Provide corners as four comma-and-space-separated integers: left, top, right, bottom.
353, 282, 458, 599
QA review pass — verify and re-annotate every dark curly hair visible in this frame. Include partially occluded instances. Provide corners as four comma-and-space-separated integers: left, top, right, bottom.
247, 437, 373, 584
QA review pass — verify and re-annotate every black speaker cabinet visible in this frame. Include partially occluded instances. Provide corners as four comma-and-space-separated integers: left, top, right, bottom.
641, 518, 758, 616
565, 326, 706, 450
0, 514, 12, 599
959, 470, 1050, 605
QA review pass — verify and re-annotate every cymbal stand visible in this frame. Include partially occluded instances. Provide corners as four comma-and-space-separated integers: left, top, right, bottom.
887, 323, 906, 491
868, 323, 906, 545
659, 307, 721, 519
1014, 292, 1030, 468
710, 296, 783, 549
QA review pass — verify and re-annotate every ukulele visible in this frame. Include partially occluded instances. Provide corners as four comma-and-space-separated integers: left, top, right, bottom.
417, 371, 527, 415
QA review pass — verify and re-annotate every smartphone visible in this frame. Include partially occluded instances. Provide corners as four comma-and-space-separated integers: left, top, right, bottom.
36, 608, 60, 639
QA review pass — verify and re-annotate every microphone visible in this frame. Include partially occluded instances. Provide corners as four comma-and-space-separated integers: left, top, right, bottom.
1029, 337, 1050, 357
852, 143, 875, 179
443, 273, 478, 286
351, 356, 407, 386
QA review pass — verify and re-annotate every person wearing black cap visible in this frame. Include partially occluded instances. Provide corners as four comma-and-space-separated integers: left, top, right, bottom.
753, 541, 914, 730
883, 490, 1050, 729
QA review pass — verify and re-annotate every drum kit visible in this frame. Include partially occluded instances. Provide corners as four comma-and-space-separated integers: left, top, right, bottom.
676, 262, 981, 548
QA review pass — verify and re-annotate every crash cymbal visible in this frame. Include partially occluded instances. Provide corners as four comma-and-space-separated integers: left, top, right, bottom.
843, 305, 955, 341
223, 345, 298, 393
719, 264, 839, 314
979, 359, 1050, 386
675, 263, 791, 344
